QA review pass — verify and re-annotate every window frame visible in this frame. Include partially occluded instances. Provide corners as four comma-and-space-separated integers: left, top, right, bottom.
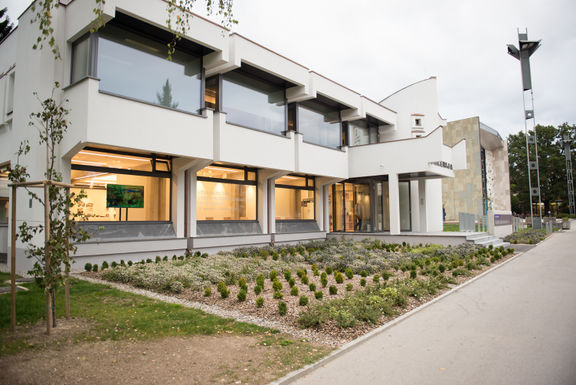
275, 174, 316, 221
296, 100, 343, 150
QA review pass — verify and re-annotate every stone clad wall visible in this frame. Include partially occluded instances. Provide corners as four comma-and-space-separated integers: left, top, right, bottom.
442, 117, 483, 221
489, 144, 512, 212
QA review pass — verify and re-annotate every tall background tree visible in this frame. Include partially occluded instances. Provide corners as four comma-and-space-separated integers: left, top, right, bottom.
508, 123, 576, 215
0, 7, 14, 41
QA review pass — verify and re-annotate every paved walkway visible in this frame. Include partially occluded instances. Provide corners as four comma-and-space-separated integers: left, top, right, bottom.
284, 228, 576, 385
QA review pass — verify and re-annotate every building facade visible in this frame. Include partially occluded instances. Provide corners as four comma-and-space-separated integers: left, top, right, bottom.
0, 0, 457, 272
442, 117, 512, 237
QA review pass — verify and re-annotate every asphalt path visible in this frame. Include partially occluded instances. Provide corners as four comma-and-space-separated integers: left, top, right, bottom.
284, 227, 576, 385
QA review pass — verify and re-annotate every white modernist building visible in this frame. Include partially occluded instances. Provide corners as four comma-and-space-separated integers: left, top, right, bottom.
0, 0, 459, 272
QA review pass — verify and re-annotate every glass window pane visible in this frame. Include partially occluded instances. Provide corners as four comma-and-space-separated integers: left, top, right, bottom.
71, 170, 170, 221
0, 198, 8, 224
197, 181, 256, 220
399, 181, 411, 231
349, 120, 370, 146
222, 71, 285, 135
71, 37, 90, 83
275, 188, 314, 220
72, 150, 153, 172
298, 104, 341, 149
275, 175, 306, 187
246, 171, 256, 181
197, 165, 245, 181
97, 24, 202, 114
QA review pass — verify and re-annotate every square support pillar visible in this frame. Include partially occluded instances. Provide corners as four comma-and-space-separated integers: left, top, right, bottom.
389, 173, 401, 235
418, 179, 427, 233
410, 180, 420, 232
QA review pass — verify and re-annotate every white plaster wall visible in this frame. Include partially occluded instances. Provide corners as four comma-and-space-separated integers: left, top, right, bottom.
311, 72, 361, 109
349, 128, 452, 178
426, 179, 443, 232
362, 97, 397, 127
297, 135, 348, 178
451, 139, 468, 170
379, 77, 445, 141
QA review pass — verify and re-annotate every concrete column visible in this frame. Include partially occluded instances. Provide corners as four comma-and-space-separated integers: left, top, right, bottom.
410, 180, 420, 232
389, 173, 401, 235
269, 179, 277, 234
418, 179, 427, 233
185, 159, 212, 237
257, 171, 269, 234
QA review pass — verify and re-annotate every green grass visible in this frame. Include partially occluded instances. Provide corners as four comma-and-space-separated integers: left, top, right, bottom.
443, 223, 460, 232
0, 272, 21, 287
0, 278, 271, 356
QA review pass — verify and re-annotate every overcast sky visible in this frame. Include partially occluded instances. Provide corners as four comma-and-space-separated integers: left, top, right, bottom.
3, 0, 576, 138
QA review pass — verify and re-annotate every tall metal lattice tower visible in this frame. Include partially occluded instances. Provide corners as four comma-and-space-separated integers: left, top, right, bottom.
507, 30, 543, 228
563, 135, 575, 215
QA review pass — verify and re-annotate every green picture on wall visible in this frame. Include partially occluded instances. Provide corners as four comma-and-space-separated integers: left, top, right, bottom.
106, 184, 144, 208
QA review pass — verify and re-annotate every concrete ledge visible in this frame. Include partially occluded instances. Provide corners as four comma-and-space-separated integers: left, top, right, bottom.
189, 234, 272, 249
273, 232, 327, 244
328, 232, 473, 246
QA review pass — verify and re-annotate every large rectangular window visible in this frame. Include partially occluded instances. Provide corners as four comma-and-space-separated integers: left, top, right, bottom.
275, 175, 315, 220
197, 164, 257, 221
97, 24, 202, 114
71, 35, 92, 84
298, 101, 341, 149
222, 71, 285, 135
71, 149, 171, 222
348, 120, 379, 146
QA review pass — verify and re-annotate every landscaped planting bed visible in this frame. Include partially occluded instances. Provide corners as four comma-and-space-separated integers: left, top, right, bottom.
92, 239, 515, 344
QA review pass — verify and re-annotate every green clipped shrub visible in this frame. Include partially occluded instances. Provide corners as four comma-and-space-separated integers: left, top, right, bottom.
326, 267, 333, 275
314, 291, 323, 300
288, 278, 296, 287
254, 284, 262, 295
101, 261, 109, 270
146, 258, 153, 264
301, 275, 309, 285
373, 275, 380, 284
238, 277, 248, 290
309, 283, 316, 292
256, 297, 264, 308
360, 278, 366, 287
273, 290, 283, 299
269, 270, 278, 281
346, 283, 353, 291
111, 261, 118, 268
155, 256, 161, 263
217, 281, 229, 298
335, 272, 344, 284
284, 269, 292, 281
84, 263, 92, 272
381, 271, 391, 281
237, 288, 247, 302
163, 256, 168, 262
204, 287, 212, 297
272, 279, 283, 291
200, 253, 208, 258
345, 268, 354, 279
256, 273, 265, 288
329, 285, 338, 295
120, 260, 126, 266
290, 286, 299, 296
278, 301, 287, 316
360, 270, 368, 277
127, 261, 133, 266
299, 295, 309, 306
439, 264, 446, 273
410, 270, 417, 279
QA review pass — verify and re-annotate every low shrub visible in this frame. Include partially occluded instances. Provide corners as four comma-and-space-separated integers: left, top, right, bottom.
360, 270, 368, 278
335, 272, 344, 284
314, 291, 323, 300
381, 271, 391, 281
288, 278, 296, 287
278, 301, 287, 315
155, 256, 161, 263
410, 270, 417, 279
329, 285, 338, 295
345, 268, 354, 279
111, 261, 118, 268
127, 261, 133, 266
256, 297, 264, 308
84, 263, 92, 272
346, 283, 353, 291
269, 270, 278, 281
290, 286, 299, 296
360, 278, 366, 287
256, 273, 265, 288
326, 267, 333, 275
284, 269, 292, 281
272, 279, 283, 291
204, 287, 211, 297
273, 290, 283, 299
101, 261, 109, 270
217, 281, 229, 298
299, 295, 309, 306
309, 283, 316, 292
92, 264, 98, 272
237, 288, 247, 302
373, 275, 380, 284
254, 285, 262, 295
301, 275, 309, 285
238, 277, 248, 290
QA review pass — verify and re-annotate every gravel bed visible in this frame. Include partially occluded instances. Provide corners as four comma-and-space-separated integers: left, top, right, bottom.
72, 274, 341, 347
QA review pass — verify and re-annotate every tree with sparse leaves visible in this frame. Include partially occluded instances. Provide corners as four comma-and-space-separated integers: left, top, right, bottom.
0, 7, 14, 41
508, 123, 576, 215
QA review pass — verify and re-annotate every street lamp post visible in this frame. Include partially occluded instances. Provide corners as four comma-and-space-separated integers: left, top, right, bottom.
507, 30, 543, 228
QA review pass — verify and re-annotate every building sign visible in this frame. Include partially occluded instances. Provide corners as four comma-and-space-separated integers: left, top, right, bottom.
494, 214, 513, 226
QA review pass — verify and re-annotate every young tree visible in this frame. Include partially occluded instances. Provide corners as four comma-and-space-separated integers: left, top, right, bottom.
8, 85, 90, 333
0, 7, 14, 41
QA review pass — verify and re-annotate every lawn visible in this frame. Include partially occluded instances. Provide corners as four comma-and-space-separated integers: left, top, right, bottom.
443, 223, 460, 232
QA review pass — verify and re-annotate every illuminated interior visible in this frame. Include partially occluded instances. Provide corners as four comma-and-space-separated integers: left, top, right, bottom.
275, 175, 315, 220
197, 164, 257, 221
71, 149, 171, 222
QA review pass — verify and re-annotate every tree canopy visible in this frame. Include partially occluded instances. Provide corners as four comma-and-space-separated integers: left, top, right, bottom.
508, 123, 576, 215
0, 7, 14, 41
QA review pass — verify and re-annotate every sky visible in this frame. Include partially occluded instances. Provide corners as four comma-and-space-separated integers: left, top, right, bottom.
3, 0, 576, 138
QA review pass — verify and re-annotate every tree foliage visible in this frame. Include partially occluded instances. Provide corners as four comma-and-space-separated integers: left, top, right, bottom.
31, 0, 236, 59
156, 79, 179, 109
508, 123, 576, 215
0, 7, 14, 41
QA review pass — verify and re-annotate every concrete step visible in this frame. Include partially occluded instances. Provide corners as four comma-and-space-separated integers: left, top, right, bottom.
466, 232, 510, 248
